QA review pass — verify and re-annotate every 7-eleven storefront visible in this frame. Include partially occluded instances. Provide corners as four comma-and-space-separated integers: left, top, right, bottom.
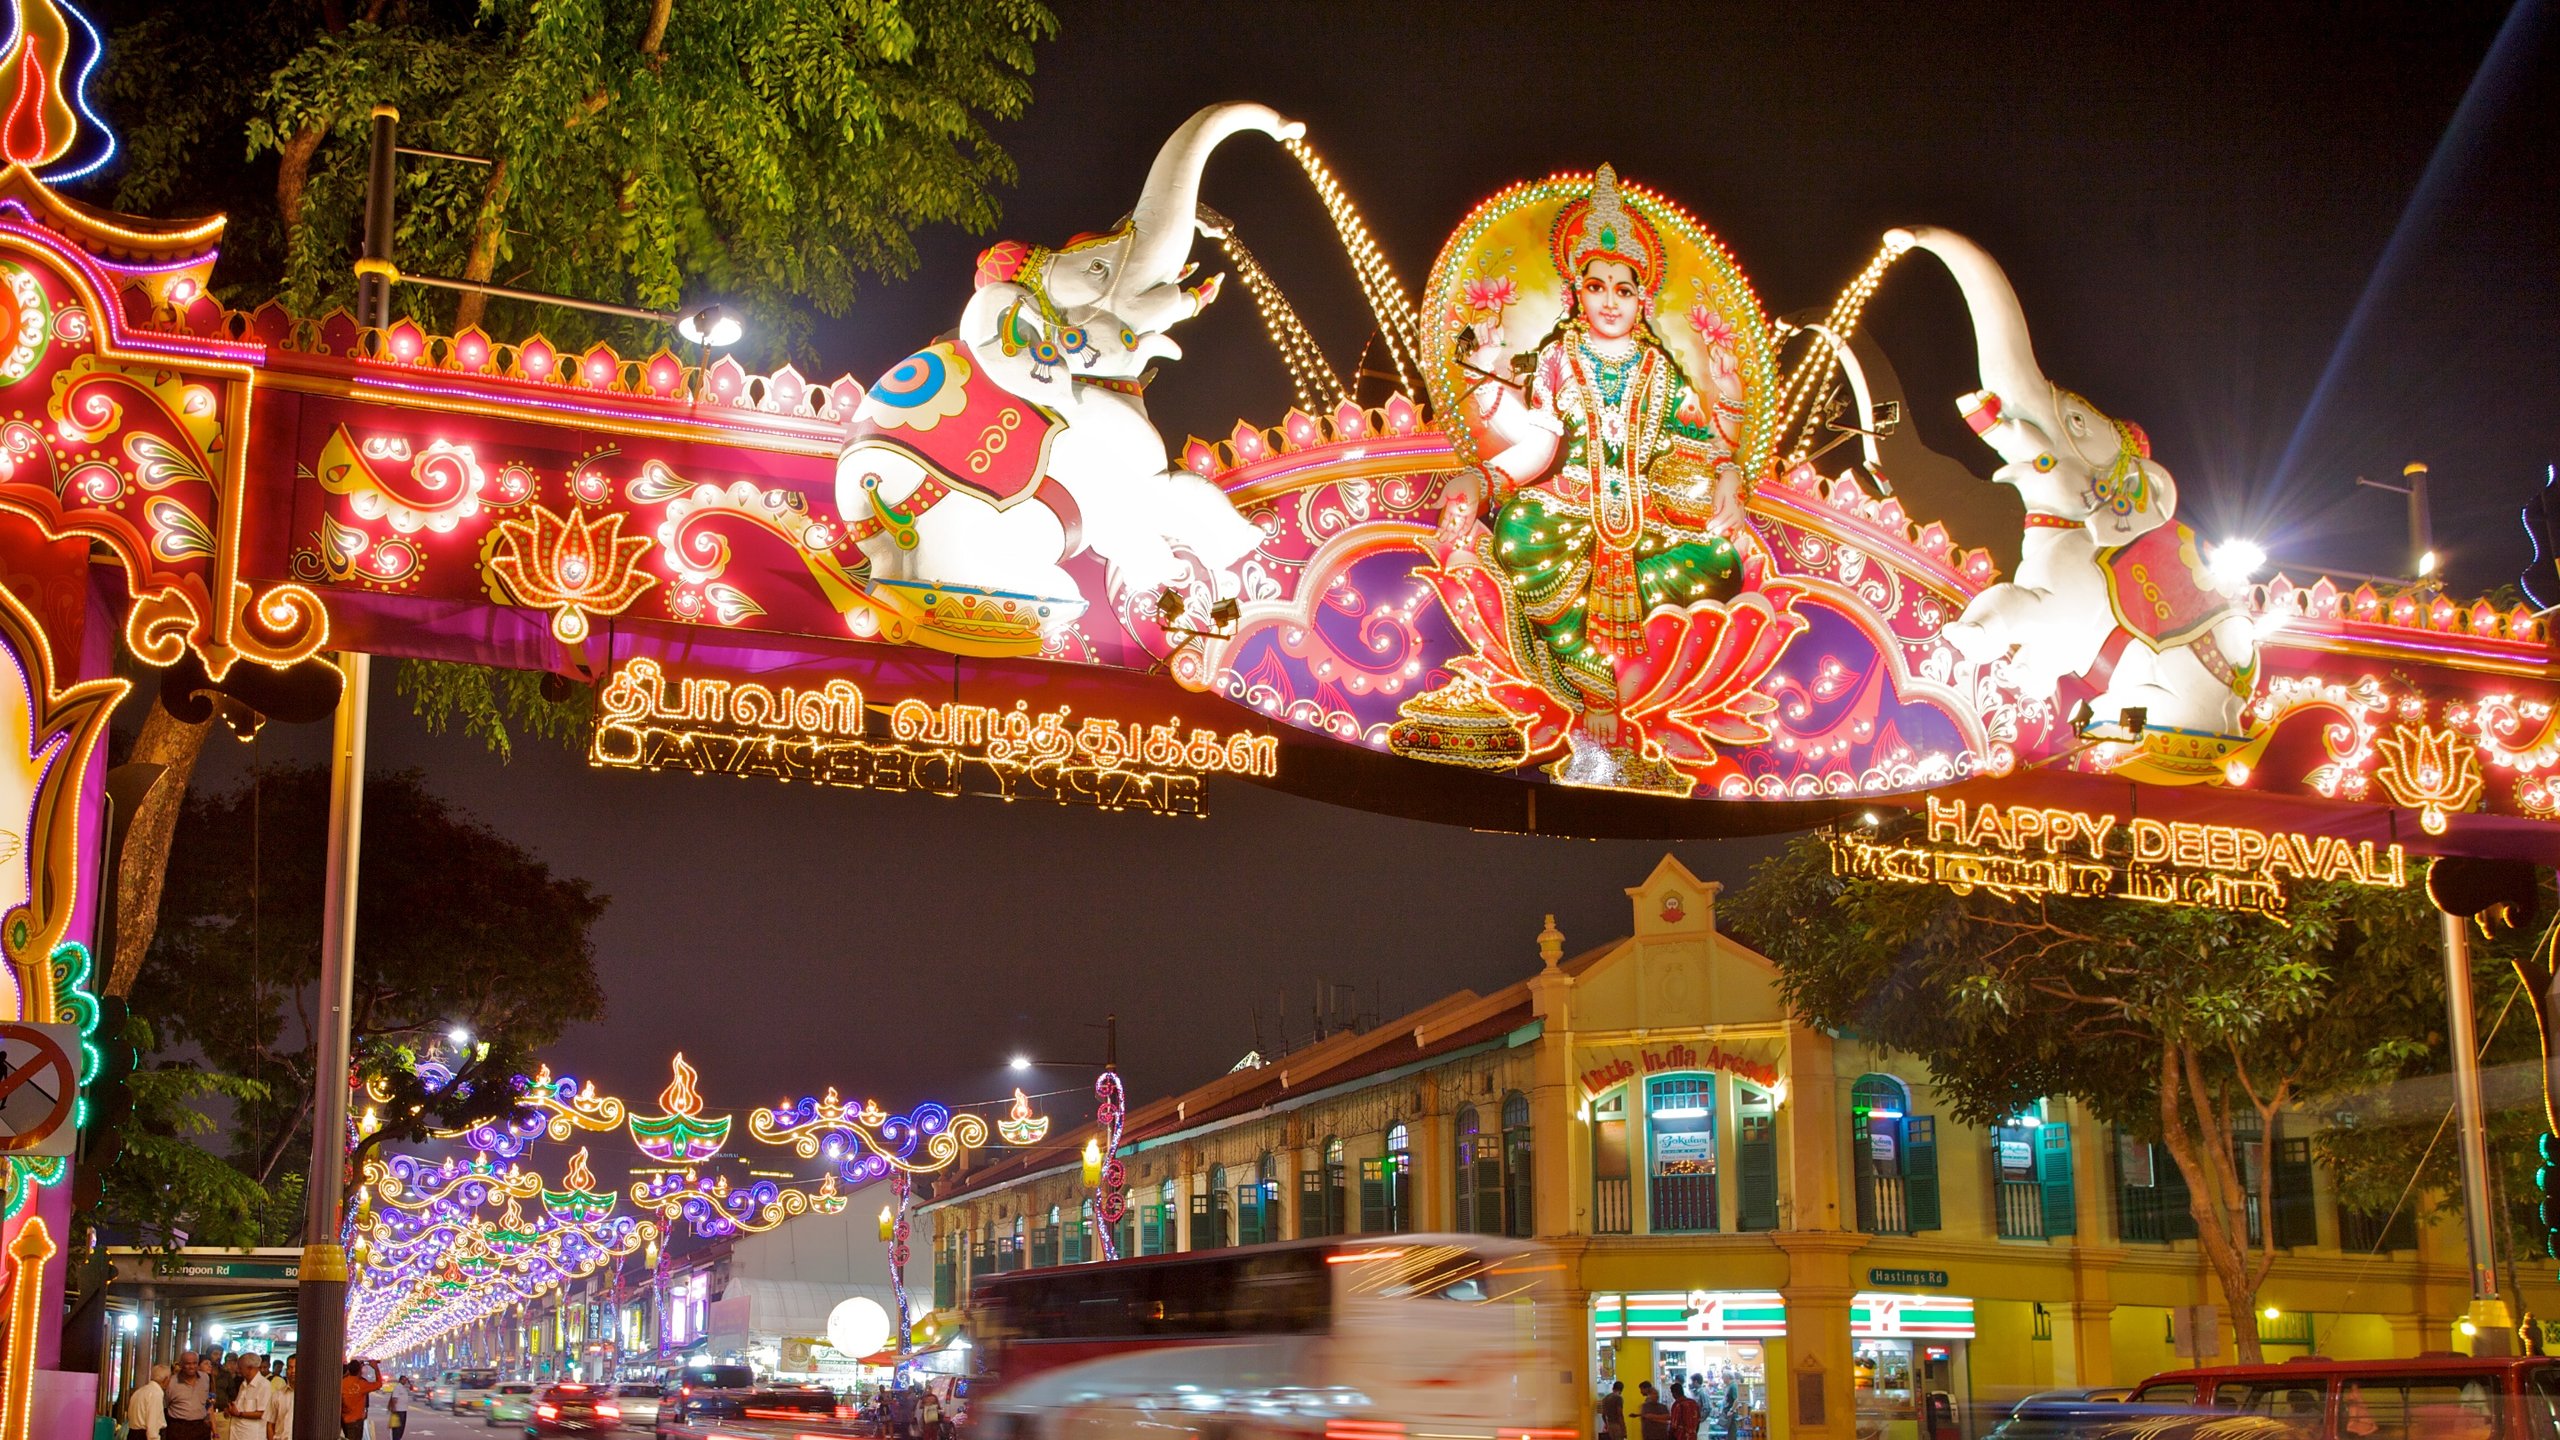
1593, 1291, 1977, 1440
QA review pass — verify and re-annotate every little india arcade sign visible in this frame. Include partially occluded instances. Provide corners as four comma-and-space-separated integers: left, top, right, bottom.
1827, 798, 2408, 920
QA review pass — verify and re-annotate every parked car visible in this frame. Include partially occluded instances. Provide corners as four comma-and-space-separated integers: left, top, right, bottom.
485, 1382, 539, 1427
528, 1382, 622, 1434
2129, 1355, 2559, 1439
651, 1364, 833, 1432
1989, 1403, 2307, 1440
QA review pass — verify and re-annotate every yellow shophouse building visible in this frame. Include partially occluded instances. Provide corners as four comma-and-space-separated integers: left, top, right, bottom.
921, 855, 2553, 1438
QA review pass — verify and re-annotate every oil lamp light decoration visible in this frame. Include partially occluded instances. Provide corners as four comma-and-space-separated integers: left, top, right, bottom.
998, 1087, 1051, 1145
627, 1052, 732, 1164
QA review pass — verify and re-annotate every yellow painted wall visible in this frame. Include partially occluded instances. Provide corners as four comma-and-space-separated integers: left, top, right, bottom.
1967, 1300, 2053, 1409
2112, 1305, 2187, 1388
2320, 1313, 2398, 1360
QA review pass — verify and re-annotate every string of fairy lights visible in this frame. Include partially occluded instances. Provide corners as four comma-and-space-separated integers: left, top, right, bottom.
345, 1056, 1072, 1361
1768, 236, 1913, 466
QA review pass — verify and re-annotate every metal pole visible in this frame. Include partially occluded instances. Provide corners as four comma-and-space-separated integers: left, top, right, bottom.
357, 107, 398, 330
295, 651, 371, 1439
2407, 462, 2435, 579
2443, 908, 2515, 1354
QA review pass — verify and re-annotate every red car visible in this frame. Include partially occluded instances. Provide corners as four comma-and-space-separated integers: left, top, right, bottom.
526, 1382, 622, 1435
2128, 1354, 2560, 1439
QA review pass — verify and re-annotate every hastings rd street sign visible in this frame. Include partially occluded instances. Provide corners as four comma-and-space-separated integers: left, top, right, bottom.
1826, 798, 2407, 921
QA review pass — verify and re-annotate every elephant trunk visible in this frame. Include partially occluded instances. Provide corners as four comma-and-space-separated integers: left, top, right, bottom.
1886, 226, 2054, 433
1123, 102, 1303, 291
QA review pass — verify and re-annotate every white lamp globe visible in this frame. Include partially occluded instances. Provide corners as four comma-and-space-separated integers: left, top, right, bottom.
826, 1297, 892, 1359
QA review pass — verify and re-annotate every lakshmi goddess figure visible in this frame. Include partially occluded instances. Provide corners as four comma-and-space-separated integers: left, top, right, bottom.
1395, 165, 1774, 794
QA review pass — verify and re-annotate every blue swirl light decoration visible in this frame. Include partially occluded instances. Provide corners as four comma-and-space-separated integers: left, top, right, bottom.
749, 1089, 992, 1183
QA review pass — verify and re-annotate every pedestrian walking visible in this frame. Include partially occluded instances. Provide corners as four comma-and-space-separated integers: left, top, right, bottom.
1599, 1381, 1627, 1440
385, 1377, 408, 1440
163, 1354, 212, 1440
1670, 1379, 1701, 1440
126, 1364, 170, 1440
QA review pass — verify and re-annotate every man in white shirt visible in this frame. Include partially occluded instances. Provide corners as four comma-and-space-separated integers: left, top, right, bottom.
268, 1358, 294, 1440
225, 1355, 275, 1440
127, 1364, 171, 1440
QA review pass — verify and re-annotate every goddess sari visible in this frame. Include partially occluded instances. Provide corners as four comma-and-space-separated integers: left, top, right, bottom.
1493, 322, 1744, 715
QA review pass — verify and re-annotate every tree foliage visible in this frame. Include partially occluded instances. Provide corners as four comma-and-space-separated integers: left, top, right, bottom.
134, 765, 609, 1185
1725, 831, 2544, 1360
81, 1015, 285, 1250
96, 0, 1054, 361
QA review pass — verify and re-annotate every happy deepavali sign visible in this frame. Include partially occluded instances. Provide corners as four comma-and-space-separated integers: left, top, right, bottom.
588, 657, 1276, 816
1826, 797, 2406, 921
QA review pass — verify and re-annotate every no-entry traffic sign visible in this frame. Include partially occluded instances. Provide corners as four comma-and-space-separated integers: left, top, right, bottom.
0, 1022, 78, 1156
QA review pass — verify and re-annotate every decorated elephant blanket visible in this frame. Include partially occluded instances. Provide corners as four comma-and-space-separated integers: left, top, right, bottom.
2096, 520, 2231, 650
844, 340, 1060, 511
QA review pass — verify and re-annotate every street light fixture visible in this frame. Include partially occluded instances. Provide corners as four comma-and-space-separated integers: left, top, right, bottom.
1007, 1017, 1126, 1261
448, 1026, 472, 1047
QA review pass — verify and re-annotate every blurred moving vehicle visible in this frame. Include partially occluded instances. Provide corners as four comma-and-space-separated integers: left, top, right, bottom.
649, 1363, 833, 1433
2129, 1356, 2560, 1439
429, 1374, 462, 1410
607, 1382, 659, 1410
451, 1371, 502, 1416
485, 1382, 539, 1427
527, 1382, 621, 1434
970, 1234, 1576, 1440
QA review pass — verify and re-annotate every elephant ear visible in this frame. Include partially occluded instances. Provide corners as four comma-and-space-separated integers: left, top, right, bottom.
2084, 456, 2176, 546
959, 283, 1077, 415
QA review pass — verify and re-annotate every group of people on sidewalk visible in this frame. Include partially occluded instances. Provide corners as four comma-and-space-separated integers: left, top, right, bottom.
1598, 1377, 1732, 1440
121, 1355, 399, 1440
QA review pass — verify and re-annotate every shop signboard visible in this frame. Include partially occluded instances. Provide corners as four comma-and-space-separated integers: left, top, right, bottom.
1655, 1131, 1716, 1166
1595, 1290, 1973, 1340
1579, 1040, 1783, 1098
1852, 1293, 1975, 1339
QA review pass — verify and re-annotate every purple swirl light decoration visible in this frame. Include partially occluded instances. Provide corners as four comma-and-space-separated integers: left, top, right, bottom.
1093, 1069, 1128, 1261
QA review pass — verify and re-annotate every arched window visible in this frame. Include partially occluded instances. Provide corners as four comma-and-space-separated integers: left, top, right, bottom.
1239, 1151, 1275, 1245
1034, 1204, 1062, 1268
1142, 1176, 1174, 1255
1199, 1164, 1231, 1250
1852, 1072, 1937, 1235
1501, 1090, 1534, 1237
1592, 1088, 1632, 1234
1303, 1136, 1347, 1239
1648, 1073, 1718, 1233
1364, 1123, 1413, 1233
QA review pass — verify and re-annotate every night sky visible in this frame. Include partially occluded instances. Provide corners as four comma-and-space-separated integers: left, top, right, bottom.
201, 1, 2557, 1133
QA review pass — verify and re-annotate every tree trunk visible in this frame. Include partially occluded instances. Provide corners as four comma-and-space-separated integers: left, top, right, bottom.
107, 704, 213, 996
274, 124, 329, 272
450, 159, 512, 333
2156, 1044, 2267, 1363
252, 1078, 316, 1187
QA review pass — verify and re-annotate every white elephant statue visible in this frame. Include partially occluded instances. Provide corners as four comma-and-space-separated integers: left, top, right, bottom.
1890, 225, 2258, 741
833, 102, 1294, 645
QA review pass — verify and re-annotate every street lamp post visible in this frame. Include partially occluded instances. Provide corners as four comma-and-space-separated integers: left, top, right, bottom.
1011, 1017, 1126, 1260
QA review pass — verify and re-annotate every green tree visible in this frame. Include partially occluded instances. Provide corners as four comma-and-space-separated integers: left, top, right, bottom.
80, 1014, 281, 1250
89, 0, 1055, 998
1725, 832, 2541, 1362
133, 765, 608, 1188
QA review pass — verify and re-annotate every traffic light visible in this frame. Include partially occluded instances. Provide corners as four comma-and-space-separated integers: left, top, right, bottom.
2535, 1132, 2560, 1261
